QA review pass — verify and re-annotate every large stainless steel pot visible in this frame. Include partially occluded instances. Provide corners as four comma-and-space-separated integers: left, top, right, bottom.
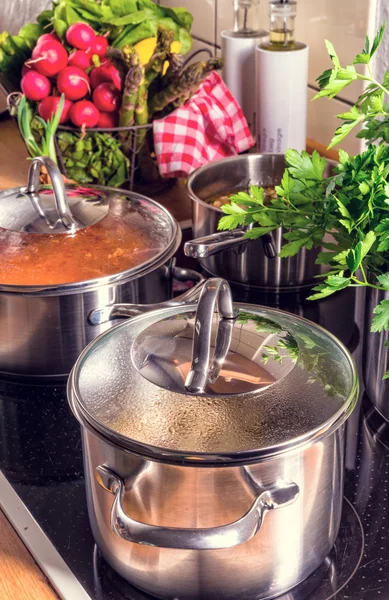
185, 153, 334, 289
68, 278, 358, 600
0, 157, 203, 378
363, 287, 389, 421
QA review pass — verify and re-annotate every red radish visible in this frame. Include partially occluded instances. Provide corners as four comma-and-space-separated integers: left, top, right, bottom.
91, 35, 108, 57
66, 22, 96, 50
97, 111, 118, 128
38, 96, 72, 123
30, 40, 68, 77
90, 64, 121, 91
21, 70, 51, 101
36, 33, 60, 47
68, 49, 92, 70
21, 63, 32, 77
57, 66, 90, 101
92, 82, 121, 113
69, 100, 99, 128
99, 57, 112, 67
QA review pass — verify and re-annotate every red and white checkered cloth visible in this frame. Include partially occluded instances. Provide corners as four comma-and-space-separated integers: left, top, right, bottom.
153, 71, 254, 178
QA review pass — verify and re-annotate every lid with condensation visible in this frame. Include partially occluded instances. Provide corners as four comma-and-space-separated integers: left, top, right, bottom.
69, 279, 359, 463
0, 156, 176, 242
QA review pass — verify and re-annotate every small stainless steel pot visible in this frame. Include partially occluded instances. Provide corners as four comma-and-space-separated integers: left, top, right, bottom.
363, 287, 389, 421
185, 153, 335, 290
0, 157, 203, 378
69, 278, 358, 600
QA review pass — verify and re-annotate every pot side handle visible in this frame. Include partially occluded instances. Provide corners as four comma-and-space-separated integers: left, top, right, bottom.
184, 230, 277, 259
88, 267, 205, 326
184, 230, 247, 258
95, 465, 299, 550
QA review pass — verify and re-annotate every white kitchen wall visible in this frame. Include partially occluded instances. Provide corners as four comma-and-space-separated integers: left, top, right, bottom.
161, 0, 381, 154
374, 0, 389, 83
0, 0, 51, 35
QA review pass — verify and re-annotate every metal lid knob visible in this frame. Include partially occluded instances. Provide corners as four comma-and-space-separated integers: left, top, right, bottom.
185, 278, 238, 394
25, 157, 80, 233
132, 277, 299, 397
0, 155, 109, 235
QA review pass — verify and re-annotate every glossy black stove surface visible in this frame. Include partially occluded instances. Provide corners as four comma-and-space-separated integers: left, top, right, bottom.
1, 287, 389, 600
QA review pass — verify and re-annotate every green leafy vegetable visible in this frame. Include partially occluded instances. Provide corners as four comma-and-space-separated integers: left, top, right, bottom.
219, 23, 389, 378
0, 0, 193, 81
57, 130, 130, 187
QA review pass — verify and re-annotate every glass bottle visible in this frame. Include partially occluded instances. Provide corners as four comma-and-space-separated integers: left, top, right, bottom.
255, 0, 308, 152
260, 0, 305, 51
233, 0, 262, 36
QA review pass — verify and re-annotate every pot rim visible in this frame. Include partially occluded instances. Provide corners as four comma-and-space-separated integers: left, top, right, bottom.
68, 302, 359, 466
187, 152, 287, 213
186, 152, 338, 213
0, 186, 181, 296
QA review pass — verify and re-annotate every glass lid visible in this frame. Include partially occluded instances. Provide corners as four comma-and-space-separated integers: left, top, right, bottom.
0, 156, 177, 287
0, 156, 109, 234
71, 279, 359, 460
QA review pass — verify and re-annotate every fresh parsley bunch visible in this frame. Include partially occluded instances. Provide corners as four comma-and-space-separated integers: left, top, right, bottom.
219, 23, 389, 376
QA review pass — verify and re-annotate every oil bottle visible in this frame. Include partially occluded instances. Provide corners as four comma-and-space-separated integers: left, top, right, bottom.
255, 0, 308, 152
221, 0, 268, 136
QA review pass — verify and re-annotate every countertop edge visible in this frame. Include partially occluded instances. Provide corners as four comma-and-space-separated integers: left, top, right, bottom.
0, 472, 92, 600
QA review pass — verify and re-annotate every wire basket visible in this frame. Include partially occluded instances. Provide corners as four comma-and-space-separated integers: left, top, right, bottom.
9, 47, 215, 193
54, 48, 214, 193
54, 122, 163, 192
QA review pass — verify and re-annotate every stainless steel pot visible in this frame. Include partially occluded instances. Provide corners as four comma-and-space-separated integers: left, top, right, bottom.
0, 157, 203, 378
363, 287, 389, 421
68, 278, 358, 600
185, 153, 334, 290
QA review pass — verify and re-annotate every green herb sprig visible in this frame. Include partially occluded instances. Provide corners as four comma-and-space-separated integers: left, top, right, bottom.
219, 23, 389, 377
17, 94, 65, 164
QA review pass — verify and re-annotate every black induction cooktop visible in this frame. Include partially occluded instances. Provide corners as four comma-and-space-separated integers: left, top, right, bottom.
0, 284, 388, 600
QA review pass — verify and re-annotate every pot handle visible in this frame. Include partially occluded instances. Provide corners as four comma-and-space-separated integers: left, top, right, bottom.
88, 267, 205, 326
185, 278, 238, 394
184, 230, 277, 259
96, 465, 299, 550
25, 156, 80, 233
184, 230, 247, 258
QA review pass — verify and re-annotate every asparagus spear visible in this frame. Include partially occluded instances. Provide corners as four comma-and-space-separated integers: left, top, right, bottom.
135, 28, 174, 153
105, 47, 128, 89
145, 27, 174, 87
162, 52, 184, 88
119, 48, 143, 129
149, 57, 223, 116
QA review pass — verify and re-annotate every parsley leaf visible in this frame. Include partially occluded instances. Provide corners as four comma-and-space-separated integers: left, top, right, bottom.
244, 226, 278, 240
377, 273, 389, 289
217, 203, 247, 230
249, 186, 264, 205
279, 236, 312, 258
372, 300, 389, 332
346, 242, 363, 274
371, 23, 386, 58
375, 218, 389, 251
285, 150, 326, 180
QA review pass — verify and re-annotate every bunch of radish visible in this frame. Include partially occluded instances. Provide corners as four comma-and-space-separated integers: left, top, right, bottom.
20, 22, 122, 130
